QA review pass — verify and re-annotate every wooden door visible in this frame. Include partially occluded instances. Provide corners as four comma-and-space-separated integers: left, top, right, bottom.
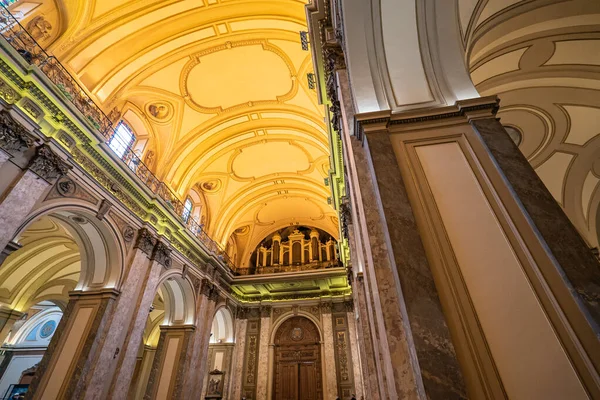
277, 362, 298, 400
273, 317, 323, 400
299, 362, 318, 400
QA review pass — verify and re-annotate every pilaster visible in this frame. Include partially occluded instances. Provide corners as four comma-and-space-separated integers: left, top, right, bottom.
320, 302, 339, 400
255, 305, 271, 400
109, 239, 170, 399
27, 288, 120, 400
144, 325, 195, 400
229, 311, 248, 400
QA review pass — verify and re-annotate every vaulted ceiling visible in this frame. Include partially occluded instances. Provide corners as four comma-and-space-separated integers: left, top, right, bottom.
459, 0, 600, 247
21, 0, 337, 265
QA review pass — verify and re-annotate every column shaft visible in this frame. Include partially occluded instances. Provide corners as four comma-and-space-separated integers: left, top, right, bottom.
109, 259, 163, 399
255, 306, 271, 400
321, 307, 338, 399
228, 317, 247, 400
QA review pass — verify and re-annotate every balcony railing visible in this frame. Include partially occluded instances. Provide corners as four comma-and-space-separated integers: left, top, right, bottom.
235, 259, 341, 276
0, 6, 236, 270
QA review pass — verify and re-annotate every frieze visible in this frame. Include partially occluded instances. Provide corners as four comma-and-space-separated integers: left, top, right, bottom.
28, 145, 71, 183
70, 147, 147, 220
0, 56, 236, 291
237, 307, 248, 320
46, 176, 99, 205
0, 78, 21, 104
21, 98, 42, 119
151, 241, 172, 268
134, 228, 156, 256
0, 110, 36, 153
332, 302, 346, 313
57, 131, 75, 148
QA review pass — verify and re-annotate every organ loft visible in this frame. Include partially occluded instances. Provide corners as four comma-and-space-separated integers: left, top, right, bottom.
0, 0, 599, 399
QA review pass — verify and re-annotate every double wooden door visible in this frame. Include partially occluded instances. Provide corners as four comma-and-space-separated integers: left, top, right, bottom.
273, 317, 323, 400
274, 346, 321, 400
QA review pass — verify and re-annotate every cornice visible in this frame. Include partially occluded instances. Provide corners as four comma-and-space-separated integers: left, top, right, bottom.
354, 96, 500, 139
0, 42, 236, 285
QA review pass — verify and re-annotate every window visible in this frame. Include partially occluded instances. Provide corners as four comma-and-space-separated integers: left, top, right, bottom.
182, 197, 193, 223
108, 122, 135, 159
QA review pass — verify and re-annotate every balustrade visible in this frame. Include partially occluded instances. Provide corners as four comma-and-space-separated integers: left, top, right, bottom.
0, 6, 236, 270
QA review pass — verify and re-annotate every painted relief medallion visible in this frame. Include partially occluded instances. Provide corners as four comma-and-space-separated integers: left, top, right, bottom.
290, 327, 304, 341
40, 320, 57, 338
201, 179, 222, 193
146, 102, 173, 123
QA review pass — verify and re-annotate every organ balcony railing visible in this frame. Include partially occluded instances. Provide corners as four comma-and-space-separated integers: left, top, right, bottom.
0, 6, 236, 270
235, 229, 341, 275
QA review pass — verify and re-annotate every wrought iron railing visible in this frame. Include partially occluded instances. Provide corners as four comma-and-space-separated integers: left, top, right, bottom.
0, 6, 237, 270
235, 259, 341, 276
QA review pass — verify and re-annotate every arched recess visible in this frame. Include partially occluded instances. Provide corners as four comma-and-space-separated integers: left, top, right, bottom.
269, 314, 324, 400
326, 0, 478, 114
1, 201, 125, 313
210, 306, 234, 344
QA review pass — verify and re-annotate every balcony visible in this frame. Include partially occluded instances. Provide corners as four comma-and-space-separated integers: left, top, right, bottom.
0, 5, 236, 270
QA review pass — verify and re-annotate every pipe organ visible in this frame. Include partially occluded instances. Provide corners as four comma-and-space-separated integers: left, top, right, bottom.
254, 229, 338, 272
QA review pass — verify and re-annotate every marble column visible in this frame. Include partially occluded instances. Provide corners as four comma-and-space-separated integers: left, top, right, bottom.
0, 145, 70, 251
76, 229, 161, 400
195, 290, 219, 395
352, 274, 380, 400
354, 96, 600, 398
255, 305, 271, 400
336, 73, 427, 399
27, 288, 120, 400
321, 303, 338, 400
229, 313, 247, 400
346, 305, 363, 400
144, 325, 195, 399
0, 308, 23, 345
109, 241, 170, 399
181, 279, 215, 399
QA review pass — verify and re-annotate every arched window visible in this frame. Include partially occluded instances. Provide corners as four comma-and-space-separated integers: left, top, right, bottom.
108, 121, 136, 159
182, 197, 193, 223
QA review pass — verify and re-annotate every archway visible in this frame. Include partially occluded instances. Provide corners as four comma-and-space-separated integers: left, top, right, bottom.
0, 205, 124, 398
272, 316, 323, 400
129, 273, 196, 400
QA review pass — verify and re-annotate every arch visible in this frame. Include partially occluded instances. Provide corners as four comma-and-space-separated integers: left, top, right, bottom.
1, 202, 125, 314
155, 271, 196, 326
270, 315, 324, 400
11, 201, 125, 291
210, 306, 234, 344
322, 0, 478, 114
269, 311, 323, 344
7, 304, 62, 347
